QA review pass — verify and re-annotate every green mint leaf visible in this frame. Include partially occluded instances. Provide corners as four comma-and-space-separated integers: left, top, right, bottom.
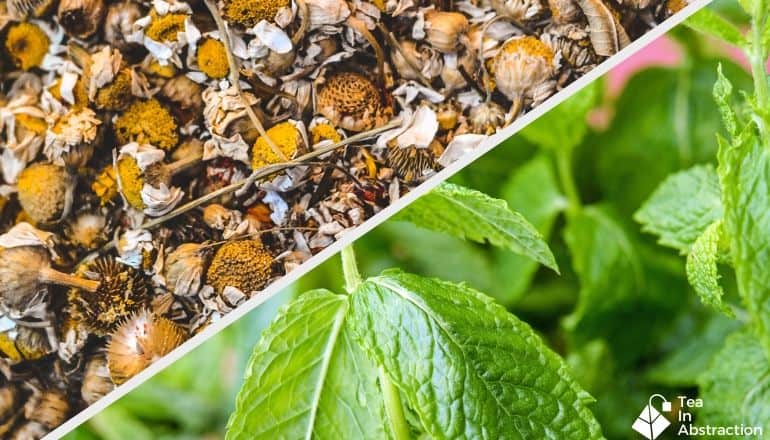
492, 154, 567, 305
634, 164, 723, 253
349, 271, 603, 439
226, 290, 391, 440
686, 9, 747, 47
698, 329, 770, 431
719, 135, 770, 354
520, 82, 599, 151
563, 206, 643, 340
686, 220, 734, 317
396, 182, 558, 272
714, 64, 739, 138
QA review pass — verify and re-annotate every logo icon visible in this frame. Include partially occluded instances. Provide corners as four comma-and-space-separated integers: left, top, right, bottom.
632, 394, 672, 440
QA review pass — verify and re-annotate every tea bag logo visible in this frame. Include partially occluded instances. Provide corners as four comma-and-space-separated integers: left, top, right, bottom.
632, 394, 672, 440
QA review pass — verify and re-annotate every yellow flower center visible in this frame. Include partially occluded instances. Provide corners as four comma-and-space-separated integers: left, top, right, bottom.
197, 38, 229, 79
92, 165, 120, 206
310, 123, 341, 145
499, 36, 554, 65
206, 240, 273, 294
224, 0, 288, 27
114, 99, 179, 150
116, 156, 146, 210
5, 22, 50, 71
95, 69, 133, 111
146, 12, 188, 42
252, 122, 301, 169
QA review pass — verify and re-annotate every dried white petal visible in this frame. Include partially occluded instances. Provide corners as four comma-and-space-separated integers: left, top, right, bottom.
119, 142, 165, 169
141, 183, 184, 217
438, 133, 487, 167
0, 222, 56, 250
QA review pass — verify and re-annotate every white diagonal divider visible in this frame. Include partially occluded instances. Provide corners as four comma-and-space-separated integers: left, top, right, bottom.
47, 1, 713, 437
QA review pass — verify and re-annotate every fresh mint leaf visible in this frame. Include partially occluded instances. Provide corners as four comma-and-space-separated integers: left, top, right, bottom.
698, 330, 770, 432
635, 164, 723, 253
718, 134, 770, 354
493, 155, 567, 305
686, 9, 747, 48
564, 206, 643, 339
396, 182, 558, 272
226, 290, 391, 440
686, 220, 734, 317
714, 64, 739, 137
520, 82, 600, 151
349, 271, 603, 439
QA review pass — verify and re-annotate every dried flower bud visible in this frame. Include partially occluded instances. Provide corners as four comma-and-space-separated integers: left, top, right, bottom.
423, 11, 469, 54
387, 141, 441, 182
164, 243, 208, 297
81, 355, 114, 405
206, 240, 273, 295
540, 23, 596, 73
24, 389, 69, 430
107, 309, 187, 384
93, 69, 133, 111
44, 108, 102, 168
202, 204, 234, 229
0, 245, 100, 313
490, 0, 548, 24
66, 211, 108, 250
104, 0, 143, 52
68, 257, 151, 335
316, 72, 390, 132
492, 36, 556, 105
17, 163, 75, 224
252, 122, 302, 169
57, 0, 106, 39
116, 155, 173, 210
469, 101, 506, 135
4, 22, 50, 71
548, 0, 583, 24
15, 326, 52, 360
10, 421, 48, 439
161, 76, 204, 124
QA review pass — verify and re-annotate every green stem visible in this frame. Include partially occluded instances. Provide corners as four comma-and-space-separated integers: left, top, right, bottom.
556, 148, 582, 217
380, 367, 412, 440
338, 246, 411, 440
341, 245, 363, 293
750, 0, 769, 133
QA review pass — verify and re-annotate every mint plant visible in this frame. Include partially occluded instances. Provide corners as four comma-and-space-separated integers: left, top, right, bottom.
225, 183, 604, 439
637, 1, 770, 431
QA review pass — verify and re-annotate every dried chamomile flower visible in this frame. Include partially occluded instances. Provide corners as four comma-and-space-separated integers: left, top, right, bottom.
206, 240, 273, 295
0, 241, 99, 314
145, 10, 188, 42
68, 256, 150, 335
540, 23, 596, 73
93, 69, 133, 111
66, 211, 108, 250
81, 355, 114, 405
107, 309, 187, 384
57, 0, 106, 39
316, 71, 390, 132
47, 76, 89, 108
4, 22, 50, 71
44, 108, 102, 167
223, 0, 288, 27
469, 101, 506, 135
161, 75, 203, 124
114, 99, 180, 150
164, 243, 208, 297
104, 0, 143, 51
492, 36, 557, 108
196, 37, 229, 79
490, 0, 548, 23
116, 144, 191, 215
92, 164, 120, 205
252, 121, 303, 169
17, 162, 75, 224
422, 11, 469, 54
309, 120, 342, 146
24, 389, 70, 431
14, 326, 52, 360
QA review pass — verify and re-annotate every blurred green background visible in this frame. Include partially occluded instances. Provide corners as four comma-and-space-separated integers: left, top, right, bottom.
68, 7, 754, 439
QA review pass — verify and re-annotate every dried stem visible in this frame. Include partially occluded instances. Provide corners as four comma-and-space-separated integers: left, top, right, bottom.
166, 152, 204, 175
202, 0, 286, 161
139, 119, 403, 231
292, 0, 309, 45
39, 267, 99, 292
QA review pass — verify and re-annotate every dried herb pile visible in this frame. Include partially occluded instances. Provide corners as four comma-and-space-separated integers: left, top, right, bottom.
0, 0, 681, 434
